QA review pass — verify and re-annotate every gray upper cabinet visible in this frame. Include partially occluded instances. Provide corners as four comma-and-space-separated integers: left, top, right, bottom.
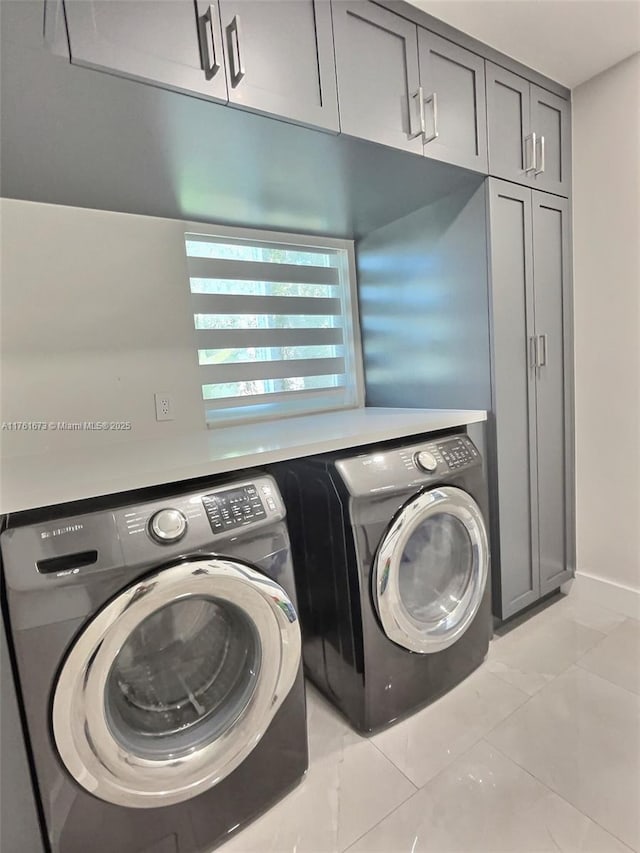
417, 30, 488, 172
64, 0, 228, 103
332, 1, 422, 154
487, 62, 570, 196
530, 85, 571, 196
64, 0, 339, 131
332, 1, 488, 170
488, 179, 572, 620
486, 64, 531, 185
217, 0, 339, 131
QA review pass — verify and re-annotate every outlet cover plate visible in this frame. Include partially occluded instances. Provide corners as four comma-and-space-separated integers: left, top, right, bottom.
154, 393, 174, 421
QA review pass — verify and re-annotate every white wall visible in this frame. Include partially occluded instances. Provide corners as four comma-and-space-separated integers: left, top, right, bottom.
572, 53, 640, 604
0, 199, 205, 456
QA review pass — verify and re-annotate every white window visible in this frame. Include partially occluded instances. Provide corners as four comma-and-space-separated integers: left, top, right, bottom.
185, 228, 364, 426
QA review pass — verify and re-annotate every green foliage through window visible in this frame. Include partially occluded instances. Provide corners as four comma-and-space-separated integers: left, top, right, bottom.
185, 232, 361, 425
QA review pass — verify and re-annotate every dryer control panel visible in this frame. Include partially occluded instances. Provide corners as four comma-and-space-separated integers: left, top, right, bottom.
335, 434, 481, 497
436, 436, 479, 470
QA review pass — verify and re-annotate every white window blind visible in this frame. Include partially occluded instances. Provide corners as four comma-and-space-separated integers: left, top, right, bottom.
185, 231, 363, 426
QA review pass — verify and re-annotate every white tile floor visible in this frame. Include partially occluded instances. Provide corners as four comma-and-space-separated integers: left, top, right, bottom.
219, 592, 640, 853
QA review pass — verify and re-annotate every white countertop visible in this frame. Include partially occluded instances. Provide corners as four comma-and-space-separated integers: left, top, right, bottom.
0, 407, 486, 514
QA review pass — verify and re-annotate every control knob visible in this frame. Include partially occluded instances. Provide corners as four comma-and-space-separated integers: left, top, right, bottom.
148, 508, 187, 543
415, 450, 438, 473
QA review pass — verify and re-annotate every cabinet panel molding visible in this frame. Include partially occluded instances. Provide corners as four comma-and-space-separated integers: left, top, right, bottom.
532, 194, 572, 594
64, 0, 229, 103
488, 180, 540, 618
332, 0, 422, 153
530, 85, 571, 196
219, 0, 339, 131
418, 30, 488, 172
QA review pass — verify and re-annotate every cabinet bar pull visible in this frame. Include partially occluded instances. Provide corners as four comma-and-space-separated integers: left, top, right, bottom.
423, 92, 438, 143
198, 4, 220, 80
524, 132, 536, 172
538, 334, 547, 367
529, 336, 538, 369
535, 135, 545, 175
408, 86, 426, 140
227, 14, 245, 86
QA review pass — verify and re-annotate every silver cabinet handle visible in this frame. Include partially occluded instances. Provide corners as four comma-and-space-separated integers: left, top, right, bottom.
408, 86, 425, 140
538, 334, 547, 367
524, 132, 536, 172
535, 135, 545, 175
529, 336, 538, 369
198, 4, 220, 80
227, 14, 245, 87
423, 92, 438, 143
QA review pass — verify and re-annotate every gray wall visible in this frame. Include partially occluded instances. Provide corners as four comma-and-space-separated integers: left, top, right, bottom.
1, 612, 44, 853
357, 182, 491, 410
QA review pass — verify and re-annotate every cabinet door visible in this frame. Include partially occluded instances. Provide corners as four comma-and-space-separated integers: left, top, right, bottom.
218, 0, 339, 131
417, 30, 487, 172
533, 193, 572, 594
1, 620, 45, 853
530, 86, 571, 196
64, 0, 228, 102
486, 63, 532, 185
332, 0, 422, 154
488, 180, 540, 619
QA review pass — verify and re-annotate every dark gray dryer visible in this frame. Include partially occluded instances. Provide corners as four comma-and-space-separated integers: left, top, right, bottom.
1, 473, 307, 853
273, 431, 491, 733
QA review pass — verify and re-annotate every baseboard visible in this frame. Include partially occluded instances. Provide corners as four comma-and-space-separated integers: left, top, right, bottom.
561, 571, 640, 620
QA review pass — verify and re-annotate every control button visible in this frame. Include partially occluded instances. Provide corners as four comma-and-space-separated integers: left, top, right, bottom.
266, 497, 276, 511
148, 509, 187, 544
415, 450, 438, 473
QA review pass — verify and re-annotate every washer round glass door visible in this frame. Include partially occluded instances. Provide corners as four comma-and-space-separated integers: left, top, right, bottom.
52, 556, 301, 808
373, 486, 488, 654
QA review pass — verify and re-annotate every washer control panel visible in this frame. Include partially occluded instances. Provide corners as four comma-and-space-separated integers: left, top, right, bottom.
202, 483, 267, 533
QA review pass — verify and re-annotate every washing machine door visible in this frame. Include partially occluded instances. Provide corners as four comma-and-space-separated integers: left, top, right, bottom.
373, 486, 488, 654
52, 556, 301, 808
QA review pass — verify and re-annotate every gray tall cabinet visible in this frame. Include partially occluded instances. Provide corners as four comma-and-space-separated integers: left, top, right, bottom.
488, 179, 573, 619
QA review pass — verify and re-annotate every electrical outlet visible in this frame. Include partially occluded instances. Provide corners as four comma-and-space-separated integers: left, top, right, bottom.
154, 393, 174, 422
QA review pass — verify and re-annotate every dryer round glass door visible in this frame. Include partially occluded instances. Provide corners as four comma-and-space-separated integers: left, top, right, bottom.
373, 486, 488, 654
52, 556, 301, 808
